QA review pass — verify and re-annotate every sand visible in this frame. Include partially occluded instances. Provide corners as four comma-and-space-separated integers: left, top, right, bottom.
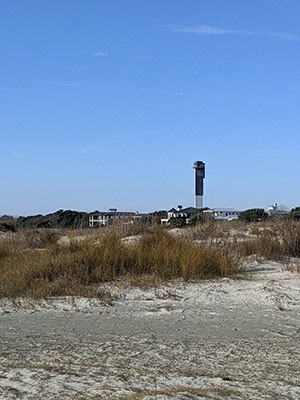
0, 260, 300, 399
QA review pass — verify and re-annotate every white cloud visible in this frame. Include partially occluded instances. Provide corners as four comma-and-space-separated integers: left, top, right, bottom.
36, 80, 82, 87
92, 52, 108, 57
172, 24, 253, 36
266, 31, 299, 41
172, 24, 299, 41
76, 145, 102, 154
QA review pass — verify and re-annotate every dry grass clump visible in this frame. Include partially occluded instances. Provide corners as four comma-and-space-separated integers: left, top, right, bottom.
276, 221, 300, 257
2, 219, 299, 300
0, 229, 239, 299
236, 233, 282, 260
65, 220, 155, 240
186, 220, 246, 242
0, 244, 9, 260
128, 229, 238, 280
106, 220, 156, 237
235, 220, 300, 260
0, 228, 61, 250
185, 219, 300, 262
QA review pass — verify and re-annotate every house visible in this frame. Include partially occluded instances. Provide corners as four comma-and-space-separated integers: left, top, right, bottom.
89, 209, 141, 227
161, 205, 201, 225
203, 208, 241, 221
267, 203, 289, 218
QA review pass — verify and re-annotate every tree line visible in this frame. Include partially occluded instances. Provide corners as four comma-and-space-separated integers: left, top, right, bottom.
1, 206, 300, 231
0, 210, 89, 229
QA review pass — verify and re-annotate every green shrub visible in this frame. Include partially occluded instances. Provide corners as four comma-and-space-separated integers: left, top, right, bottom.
239, 208, 269, 223
169, 216, 186, 228
0, 221, 16, 232
288, 207, 300, 221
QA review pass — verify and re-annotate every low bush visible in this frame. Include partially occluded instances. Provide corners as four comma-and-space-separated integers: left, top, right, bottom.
169, 216, 186, 228
0, 221, 16, 232
288, 207, 300, 221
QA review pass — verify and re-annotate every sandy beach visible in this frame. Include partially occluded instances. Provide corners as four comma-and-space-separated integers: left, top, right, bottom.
0, 260, 300, 399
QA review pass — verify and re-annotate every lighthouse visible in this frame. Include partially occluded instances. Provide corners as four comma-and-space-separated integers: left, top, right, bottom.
193, 161, 205, 209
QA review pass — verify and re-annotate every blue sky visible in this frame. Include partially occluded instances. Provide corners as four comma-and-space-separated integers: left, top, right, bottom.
1, 0, 300, 215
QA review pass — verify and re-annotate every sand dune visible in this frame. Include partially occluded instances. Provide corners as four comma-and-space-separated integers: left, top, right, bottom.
0, 261, 300, 399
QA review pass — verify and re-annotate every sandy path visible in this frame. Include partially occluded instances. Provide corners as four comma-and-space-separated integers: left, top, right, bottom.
0, 261, 300, 399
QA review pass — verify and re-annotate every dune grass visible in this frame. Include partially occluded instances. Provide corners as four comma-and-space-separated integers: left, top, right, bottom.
0, 229, 239, 299
1, 219, 300, 299
234, 220, 300, 260
187, 219, 300, 260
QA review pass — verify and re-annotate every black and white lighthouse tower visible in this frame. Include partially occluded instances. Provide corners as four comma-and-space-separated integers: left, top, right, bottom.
193, 161, 205, 209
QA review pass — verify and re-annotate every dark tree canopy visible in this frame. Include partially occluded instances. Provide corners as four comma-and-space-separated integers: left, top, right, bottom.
239, 208, 269, 223
0, 221, 16, 232
169, 216, 186, 228
16, 210, 89, 229
288, 207, 300, 221
147, 210, 168, 225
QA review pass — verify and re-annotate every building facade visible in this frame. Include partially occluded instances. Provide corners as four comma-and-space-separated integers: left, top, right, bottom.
267, 203, 289, 218
89, 209, 140, 227
203, 208, 241, 221
161, 205, 202, 225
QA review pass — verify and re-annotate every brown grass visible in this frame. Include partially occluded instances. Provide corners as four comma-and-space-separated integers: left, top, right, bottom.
185, 219, 300, 261
0, 228, 60, 250
0, 229, 239, 299
1, 219, 300, 299
235, 220, 300, 260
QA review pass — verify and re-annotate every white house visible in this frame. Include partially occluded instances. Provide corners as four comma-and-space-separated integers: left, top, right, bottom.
203, 208, 241, 221
267, 203, 289, 218
89, 209, 141, 227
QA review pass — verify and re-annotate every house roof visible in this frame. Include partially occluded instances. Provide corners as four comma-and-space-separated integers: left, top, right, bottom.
203, 208, 241, 213
180, 207, 200, 214
268, 209, 289, 215
169, 207, 200, 215
90, 211, 137, 216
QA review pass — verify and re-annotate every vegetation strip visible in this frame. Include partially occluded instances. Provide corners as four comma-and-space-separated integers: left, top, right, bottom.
1, 219, 300, 299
